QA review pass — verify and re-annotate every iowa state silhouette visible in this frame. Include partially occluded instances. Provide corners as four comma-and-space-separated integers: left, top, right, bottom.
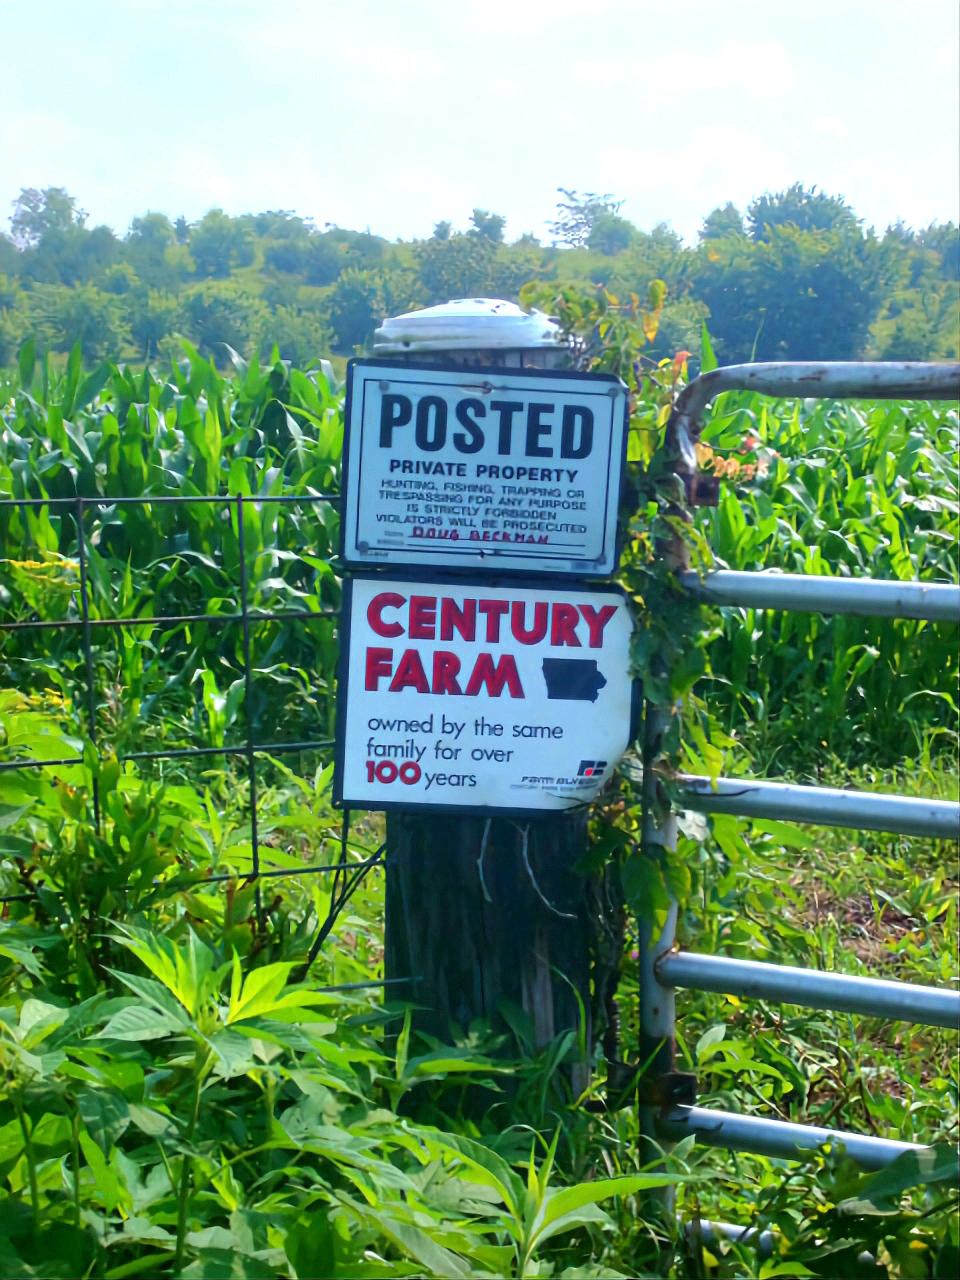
541, 658, 607, 702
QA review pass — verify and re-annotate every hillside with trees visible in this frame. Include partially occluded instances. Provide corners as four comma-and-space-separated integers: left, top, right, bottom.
0, 184, 956, 368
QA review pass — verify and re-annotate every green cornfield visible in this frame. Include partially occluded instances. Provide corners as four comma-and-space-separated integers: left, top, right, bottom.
0, 341, 956, 1278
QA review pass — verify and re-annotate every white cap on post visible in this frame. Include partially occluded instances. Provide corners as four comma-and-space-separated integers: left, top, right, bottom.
373, 298, 567, 367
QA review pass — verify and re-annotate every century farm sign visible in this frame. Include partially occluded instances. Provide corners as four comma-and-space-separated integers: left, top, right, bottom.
333, 574, 635, 814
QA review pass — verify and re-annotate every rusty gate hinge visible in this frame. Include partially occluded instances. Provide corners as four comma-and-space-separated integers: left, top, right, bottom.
636, 1070, 698, 1109
588, 1066, 697, 1113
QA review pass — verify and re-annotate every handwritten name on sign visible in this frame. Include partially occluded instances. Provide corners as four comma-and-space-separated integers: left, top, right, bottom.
334, 575, 635, 814
341, 361, 628, 576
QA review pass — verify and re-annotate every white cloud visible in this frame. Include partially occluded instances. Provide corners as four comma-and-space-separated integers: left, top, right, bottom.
573, 40, 796, 102
810, 116, 849, 140
594, 127, 796, 240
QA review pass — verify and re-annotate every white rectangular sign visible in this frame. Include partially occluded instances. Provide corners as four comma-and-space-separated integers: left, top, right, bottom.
334, 574, 636, 814
340, 361, 628, 577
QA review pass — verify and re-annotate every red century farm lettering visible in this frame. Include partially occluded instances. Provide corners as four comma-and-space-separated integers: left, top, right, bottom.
362, 590, 618, 698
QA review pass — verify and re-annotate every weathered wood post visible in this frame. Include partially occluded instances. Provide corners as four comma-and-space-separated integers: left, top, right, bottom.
334, 300, 633, 1080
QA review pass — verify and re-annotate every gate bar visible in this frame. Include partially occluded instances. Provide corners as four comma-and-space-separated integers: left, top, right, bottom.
658, 951, 960, 1029
679, 774, 960, 840
678, 570, 960, 623
659, 1105, 925, 1170
685, 1218, 875, 1266
685, 1219, 774, 1258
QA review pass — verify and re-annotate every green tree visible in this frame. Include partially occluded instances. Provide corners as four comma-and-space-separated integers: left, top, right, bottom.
486, 244, 545, 299
549, 189, 623, 247
328, 267, 419, 350
10, 186, 86, 248
0, 308, 18, 366
327, 267, 381, 350
0, 285, 30, 365
129, 289, 180, 359
586, 211, 636, 255
700, 203, 745, 240
27, 283, 130, 361
918, 221, 959, 280
647, 294, 710, 362
595, 224, 692, 299
162, 242, 195, 284
126, 212, 177, 286
469, 209, 506, 243
263, 238, 308, 274
301, 235, 346, 285
101, 263, 139, 295
0, 272, 17, 309
432, 220, 452, 241
415, 233, 496, 302
245, 210, 311, 239
260, 305, 332, 366
693, 223, 887, 361
0, 234, 17, 275
180, 281, 266, 361
20, 224, 120, 287
747, 183, 859, 241
189, 210, 254, 279
323, 228, 387, 269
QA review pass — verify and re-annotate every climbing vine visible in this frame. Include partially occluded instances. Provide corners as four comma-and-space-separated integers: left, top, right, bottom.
520, 281, 729, 1061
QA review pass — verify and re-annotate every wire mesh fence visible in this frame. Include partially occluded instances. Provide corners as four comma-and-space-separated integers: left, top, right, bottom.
0, 492, 393, 986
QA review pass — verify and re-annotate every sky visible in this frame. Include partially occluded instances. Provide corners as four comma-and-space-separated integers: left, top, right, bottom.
1, 0, 957, 246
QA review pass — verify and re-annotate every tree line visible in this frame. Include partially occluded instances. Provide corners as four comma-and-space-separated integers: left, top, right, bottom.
0, 184, 956, 369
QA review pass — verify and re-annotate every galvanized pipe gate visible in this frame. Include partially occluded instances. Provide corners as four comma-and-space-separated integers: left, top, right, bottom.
639, 359, 960, 1184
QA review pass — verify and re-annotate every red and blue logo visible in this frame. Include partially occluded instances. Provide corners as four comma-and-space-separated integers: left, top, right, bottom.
577, 760, 607, 778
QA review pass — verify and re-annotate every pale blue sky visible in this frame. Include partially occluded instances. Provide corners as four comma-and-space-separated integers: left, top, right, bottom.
1, 0, 957, 244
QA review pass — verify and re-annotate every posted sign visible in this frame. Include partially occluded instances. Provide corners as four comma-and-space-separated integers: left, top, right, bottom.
341, 360, 629, 577
334, 574, 635, 814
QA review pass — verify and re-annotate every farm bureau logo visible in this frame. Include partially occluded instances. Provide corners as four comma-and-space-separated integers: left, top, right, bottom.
577, 760, 607, 777
515, 760, 609, 790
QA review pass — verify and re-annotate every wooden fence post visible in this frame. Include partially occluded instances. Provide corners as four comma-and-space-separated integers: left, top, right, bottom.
343, 300, 630, 1074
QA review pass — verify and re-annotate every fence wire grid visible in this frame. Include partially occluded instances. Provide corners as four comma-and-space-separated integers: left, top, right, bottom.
0, 492, 400, 992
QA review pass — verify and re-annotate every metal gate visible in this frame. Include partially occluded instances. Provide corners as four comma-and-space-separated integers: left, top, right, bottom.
637, 361, 960, 1182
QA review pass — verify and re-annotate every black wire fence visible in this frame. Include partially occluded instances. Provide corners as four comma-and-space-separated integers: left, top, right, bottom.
0, 492, 399, 992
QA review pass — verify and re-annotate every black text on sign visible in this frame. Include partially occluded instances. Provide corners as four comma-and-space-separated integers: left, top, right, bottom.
341, 361, 628, 576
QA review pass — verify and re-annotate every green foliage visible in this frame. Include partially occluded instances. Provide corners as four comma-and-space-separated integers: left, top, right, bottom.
694, 394, 958, 764
0, 183, 955, 366
0, 321, 956, 1277
126, 213, 177, 287
587, 212, 636, 256
415, 232, 497, 303
262, 304, 333, 367
10, 187, 86, 248
180, 282, 268, 363
700, 203, 746, 241
693, 223, 889, 362
747, 182, 861, 240
550, 189, 624, 248
189, 209, 255, 279
469, 208, 506, 243
128, 288, 179, 359
25, 283, 130, 362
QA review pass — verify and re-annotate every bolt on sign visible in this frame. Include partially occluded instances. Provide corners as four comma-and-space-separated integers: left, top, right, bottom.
334, 574, 636, 814
340, 360, 629, 577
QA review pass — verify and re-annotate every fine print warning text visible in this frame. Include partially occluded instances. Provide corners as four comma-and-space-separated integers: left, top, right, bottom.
341, 361, 628, 576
